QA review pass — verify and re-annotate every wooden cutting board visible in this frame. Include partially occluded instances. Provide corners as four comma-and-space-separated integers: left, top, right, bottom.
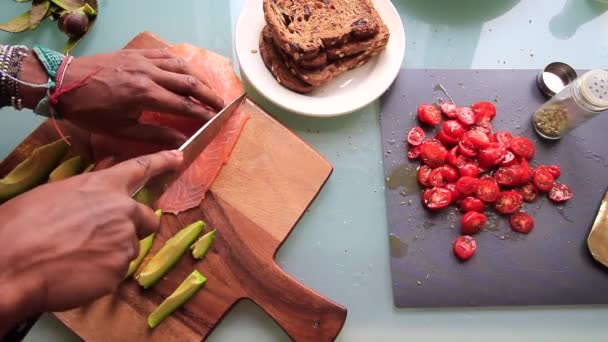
381, 69, 608, 307
0, 32, 346, 341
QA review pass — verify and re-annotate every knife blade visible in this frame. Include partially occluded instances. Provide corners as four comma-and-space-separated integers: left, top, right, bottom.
588, 187, 608, 267
133, 93, 246, 205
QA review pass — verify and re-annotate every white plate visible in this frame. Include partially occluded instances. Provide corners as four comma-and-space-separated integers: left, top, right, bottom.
235, 0, 406, 117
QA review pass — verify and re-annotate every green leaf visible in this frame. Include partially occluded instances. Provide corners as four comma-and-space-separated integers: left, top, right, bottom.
29, 0, 51, 29
0, 11, 31, 33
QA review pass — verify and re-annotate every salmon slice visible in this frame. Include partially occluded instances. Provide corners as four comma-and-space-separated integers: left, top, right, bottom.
90, 43, 249, 213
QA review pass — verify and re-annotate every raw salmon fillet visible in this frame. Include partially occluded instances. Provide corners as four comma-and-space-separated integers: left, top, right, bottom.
91, 44, 249, 213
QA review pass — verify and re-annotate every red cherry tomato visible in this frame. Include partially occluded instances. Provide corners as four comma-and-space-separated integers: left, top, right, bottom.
548, 183, 573, 202
460, 196, 485, 212
519, 158, 533, 183
420, 143, 448, 168
440, 101, 458, 118
417, 165, 432, 187
437, 129, 459, 147
428, 168, 446, 187
492, 131, 513, 146
425, 138, 442, 145
510, 136, 535, 159
439, 165, 459, 182
446, 146, 459, 166
458, 140, 478, 157
477, 143, 507, 168
476, 178, 501, 203
422, 187, 452, 210
494, 191, 523, 214
500, 151, 517, 167
461, 211, 487, 234
494, 167, 519, 187
471, 121, 493, 135
538, 165, 562, 180
471, 101, 497, 122
453, 235, 476, 261
532, 168, 555, 192
456, 107, 476, 126
518, 183, 538, 203
407, 126, 426, 146
510, 212, 534, 234
446, 183, 462, 203
418, 104, 442, 126
459, 163, 480, 178
454, 155, 473, 169
442, 120, 465, 138
456, 176, 479, 195
465, 130, 491, 149
408, 145, 422, 159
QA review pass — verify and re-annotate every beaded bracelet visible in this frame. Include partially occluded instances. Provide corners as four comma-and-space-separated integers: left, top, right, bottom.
0, 45, 29, 110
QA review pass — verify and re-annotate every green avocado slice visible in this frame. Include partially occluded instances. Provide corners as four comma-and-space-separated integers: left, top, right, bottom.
48, 155, 84, 182
82, 163, 95, 173
136, 220, 204, 289
133, 187, 153, 206
0, 139, 68, 200
147, 270, 207, 328
190, 229, 215, 260
124, 209, 162, 279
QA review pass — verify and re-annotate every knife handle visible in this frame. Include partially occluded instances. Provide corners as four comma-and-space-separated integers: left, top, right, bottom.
3, 315, 40, 342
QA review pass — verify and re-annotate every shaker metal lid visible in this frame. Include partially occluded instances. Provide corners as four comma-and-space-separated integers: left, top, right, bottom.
580, 70, 608, 110
536, 62, 578, 97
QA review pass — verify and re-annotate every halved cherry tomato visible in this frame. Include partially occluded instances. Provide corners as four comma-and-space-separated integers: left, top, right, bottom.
418, 104, 442, 126
442, 120, 465, 138
465, 130, 491, 149
407, 126, 426, 146
519, 158, 532, 183
446, 146, 459, 166
446, 183, 462, 203
518, 183, 538, 202
408, 145, 422, 159
454, 155, 473, 169
459, 163, 479, 178
437, 129, 459, 147
439, 165, 459, 182
421, 143, 448, 168
471, 101, 497, 122
458, 140, 478, 157
508, 164, 524, 185
440, 101, 458, 118
548, 183, 573, 202
425, 138, 442, 145
494, 167, 518, 187
532, 168, 555, 192
453, 235, 476, 261
540, 165, 561, 180
422, 187, 452, 210
476, 178, 501, 202
494, 191, 523, 214
477, 143, 507, 168
456, 176, 479, 195
428, 168, 446, 187
456, 107, 476, 126
417, 165, 432, 187
500, 151, 517, 167
510, 136, 535, 159
471, 121, 493, 135
492, 131, 513, 146
462, 211, 487, 234
460, 196, 485, 212
510, 212, 534, 234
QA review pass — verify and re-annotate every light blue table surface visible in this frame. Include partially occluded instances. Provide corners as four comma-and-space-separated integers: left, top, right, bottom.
2, 0, 608, 341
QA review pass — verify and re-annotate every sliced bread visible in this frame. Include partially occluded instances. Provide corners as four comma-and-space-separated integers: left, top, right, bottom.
263, 0, 381, 61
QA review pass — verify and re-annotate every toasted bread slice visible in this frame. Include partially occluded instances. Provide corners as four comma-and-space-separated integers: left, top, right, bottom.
263, 0, 380, 61
259, 26, 316, 93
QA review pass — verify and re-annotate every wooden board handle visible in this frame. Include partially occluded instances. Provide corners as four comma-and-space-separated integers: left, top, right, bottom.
250, 264, 347, 342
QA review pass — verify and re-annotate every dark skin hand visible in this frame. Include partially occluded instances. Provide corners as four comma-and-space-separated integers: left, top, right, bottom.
0, 150, 183, 335
19, 48, 224, 145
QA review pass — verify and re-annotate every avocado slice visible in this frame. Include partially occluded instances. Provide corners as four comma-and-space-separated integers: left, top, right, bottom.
136, 220, 204, 289
133, 187, 153, 206
147, 270, 207, 328
190, 229, 215, 260
48, 155, 84, 182
0, 139, 68, 200
82, 163, 95, 173
124, 209, 162, 279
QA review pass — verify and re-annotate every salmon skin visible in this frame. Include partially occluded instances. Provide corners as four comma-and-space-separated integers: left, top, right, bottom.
91, 44, 249, 214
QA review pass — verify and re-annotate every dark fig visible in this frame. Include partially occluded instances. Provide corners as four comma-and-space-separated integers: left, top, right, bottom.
58, 9, 88, 38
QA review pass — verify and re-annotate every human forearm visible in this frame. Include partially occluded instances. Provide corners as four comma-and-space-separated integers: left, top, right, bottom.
18, 51, 47, 110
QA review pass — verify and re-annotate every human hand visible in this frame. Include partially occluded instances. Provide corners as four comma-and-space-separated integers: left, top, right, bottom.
0, 150, 182, 330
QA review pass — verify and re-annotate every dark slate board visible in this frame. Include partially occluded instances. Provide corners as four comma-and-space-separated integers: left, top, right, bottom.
381, 69, 608, 308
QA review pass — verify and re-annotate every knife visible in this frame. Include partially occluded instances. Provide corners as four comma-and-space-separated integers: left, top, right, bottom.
132, 93, 247, 205
3, 93, 246, 342
588, 187, 608, 267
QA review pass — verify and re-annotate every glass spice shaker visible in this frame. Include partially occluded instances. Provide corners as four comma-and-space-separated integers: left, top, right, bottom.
533, 69, 608, 140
